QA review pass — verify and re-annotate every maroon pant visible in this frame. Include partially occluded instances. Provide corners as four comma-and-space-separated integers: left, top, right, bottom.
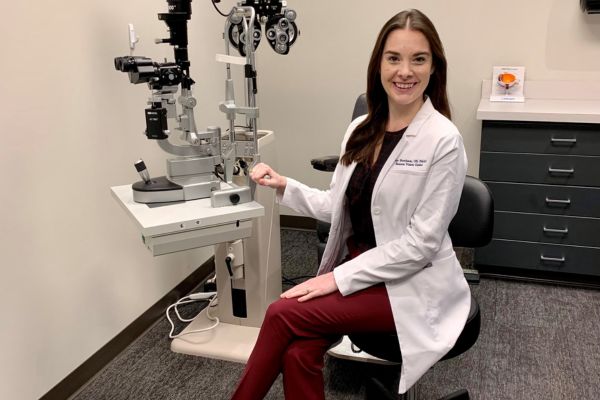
230, 282, 396, 400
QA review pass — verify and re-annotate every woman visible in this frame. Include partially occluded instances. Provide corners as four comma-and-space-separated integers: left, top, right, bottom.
232, 9, 470, 399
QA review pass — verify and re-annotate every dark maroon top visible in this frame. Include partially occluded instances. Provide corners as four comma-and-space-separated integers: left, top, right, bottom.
345, 128, 406, 253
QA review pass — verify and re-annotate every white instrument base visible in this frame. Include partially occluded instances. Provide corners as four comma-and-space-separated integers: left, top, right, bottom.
171, 308, 259, 363
168, 130, 281, 362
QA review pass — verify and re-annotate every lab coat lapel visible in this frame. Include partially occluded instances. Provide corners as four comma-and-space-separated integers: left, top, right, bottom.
372, 99, 435, 201
318, 161, 357, 274
330, 160, 357, 232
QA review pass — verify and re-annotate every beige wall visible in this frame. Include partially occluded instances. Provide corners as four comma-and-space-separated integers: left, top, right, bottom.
1, 1, 599, 399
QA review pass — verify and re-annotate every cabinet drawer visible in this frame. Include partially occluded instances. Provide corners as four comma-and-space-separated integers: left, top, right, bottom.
475, 239, 600, 277
482, 120, 600, 156
486, 182, 600, 218
493, 211, 600, 247
480, 152, 600, 187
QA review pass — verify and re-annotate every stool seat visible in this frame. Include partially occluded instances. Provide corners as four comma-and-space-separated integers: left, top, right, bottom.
348, 295, 480, 364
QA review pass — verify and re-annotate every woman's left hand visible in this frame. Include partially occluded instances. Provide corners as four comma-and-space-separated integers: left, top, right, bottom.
281, 272, 339, 302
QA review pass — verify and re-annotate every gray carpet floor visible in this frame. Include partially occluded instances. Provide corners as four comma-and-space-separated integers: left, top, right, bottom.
71, 229, 600, 400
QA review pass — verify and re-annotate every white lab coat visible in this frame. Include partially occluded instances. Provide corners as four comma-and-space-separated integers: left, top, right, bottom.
278, 98, 470, 394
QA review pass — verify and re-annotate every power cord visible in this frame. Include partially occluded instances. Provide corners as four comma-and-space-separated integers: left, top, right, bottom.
211, 0, 229, 17
166, 292, 219, 339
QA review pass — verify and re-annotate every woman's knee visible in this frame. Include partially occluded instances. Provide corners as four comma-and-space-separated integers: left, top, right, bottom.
264, 297, 298, 323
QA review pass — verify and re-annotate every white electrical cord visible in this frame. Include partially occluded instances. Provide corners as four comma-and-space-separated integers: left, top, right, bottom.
264, 188, 276, 302
166, 292, 219, 339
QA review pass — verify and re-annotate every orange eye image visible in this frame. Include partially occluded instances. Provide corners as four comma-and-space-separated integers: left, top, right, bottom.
497, 73, 518, 90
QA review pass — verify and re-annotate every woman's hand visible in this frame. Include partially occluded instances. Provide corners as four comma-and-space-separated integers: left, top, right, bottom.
281, 272, 338, 302
250, 162, 287, 193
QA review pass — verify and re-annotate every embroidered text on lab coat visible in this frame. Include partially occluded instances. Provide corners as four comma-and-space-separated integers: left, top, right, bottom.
395, 158, 428, 167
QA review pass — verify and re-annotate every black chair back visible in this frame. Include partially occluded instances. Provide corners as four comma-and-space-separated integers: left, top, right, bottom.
352, 93, 368, 120
449, 176, 494, 248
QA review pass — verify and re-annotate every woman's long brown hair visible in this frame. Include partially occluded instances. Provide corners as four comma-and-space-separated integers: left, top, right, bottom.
340, 9, 450, 166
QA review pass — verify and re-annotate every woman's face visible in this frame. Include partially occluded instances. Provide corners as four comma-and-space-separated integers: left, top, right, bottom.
380, 28, 433, 115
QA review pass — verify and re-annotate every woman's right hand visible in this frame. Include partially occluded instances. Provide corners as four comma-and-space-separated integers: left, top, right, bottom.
250, 162, 287, 192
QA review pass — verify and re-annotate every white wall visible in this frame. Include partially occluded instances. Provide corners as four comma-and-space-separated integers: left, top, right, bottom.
1, 1, 599, 399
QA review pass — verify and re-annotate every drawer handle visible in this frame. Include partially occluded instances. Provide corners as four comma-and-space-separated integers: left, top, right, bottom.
543, 226, 569, 235
548, 167, 575, 175
540, 255, 566, 263
545, 197, 571, 206
550, 137, 577, 145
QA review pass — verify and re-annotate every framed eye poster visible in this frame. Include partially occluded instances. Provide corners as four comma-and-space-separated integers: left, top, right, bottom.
490, 66, 525, 102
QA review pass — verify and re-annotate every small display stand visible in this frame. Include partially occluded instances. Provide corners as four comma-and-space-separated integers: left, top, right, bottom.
490, 66, 525, 103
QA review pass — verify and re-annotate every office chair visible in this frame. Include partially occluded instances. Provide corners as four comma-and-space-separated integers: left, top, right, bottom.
310, 94, 494, 400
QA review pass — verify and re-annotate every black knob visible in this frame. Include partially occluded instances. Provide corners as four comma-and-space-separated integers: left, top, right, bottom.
230, 194, 241, 205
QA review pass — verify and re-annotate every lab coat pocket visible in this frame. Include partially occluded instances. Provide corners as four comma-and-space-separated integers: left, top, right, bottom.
422, 253, 458, 337
389, 169, 428, 177
386, 167, 428, 186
